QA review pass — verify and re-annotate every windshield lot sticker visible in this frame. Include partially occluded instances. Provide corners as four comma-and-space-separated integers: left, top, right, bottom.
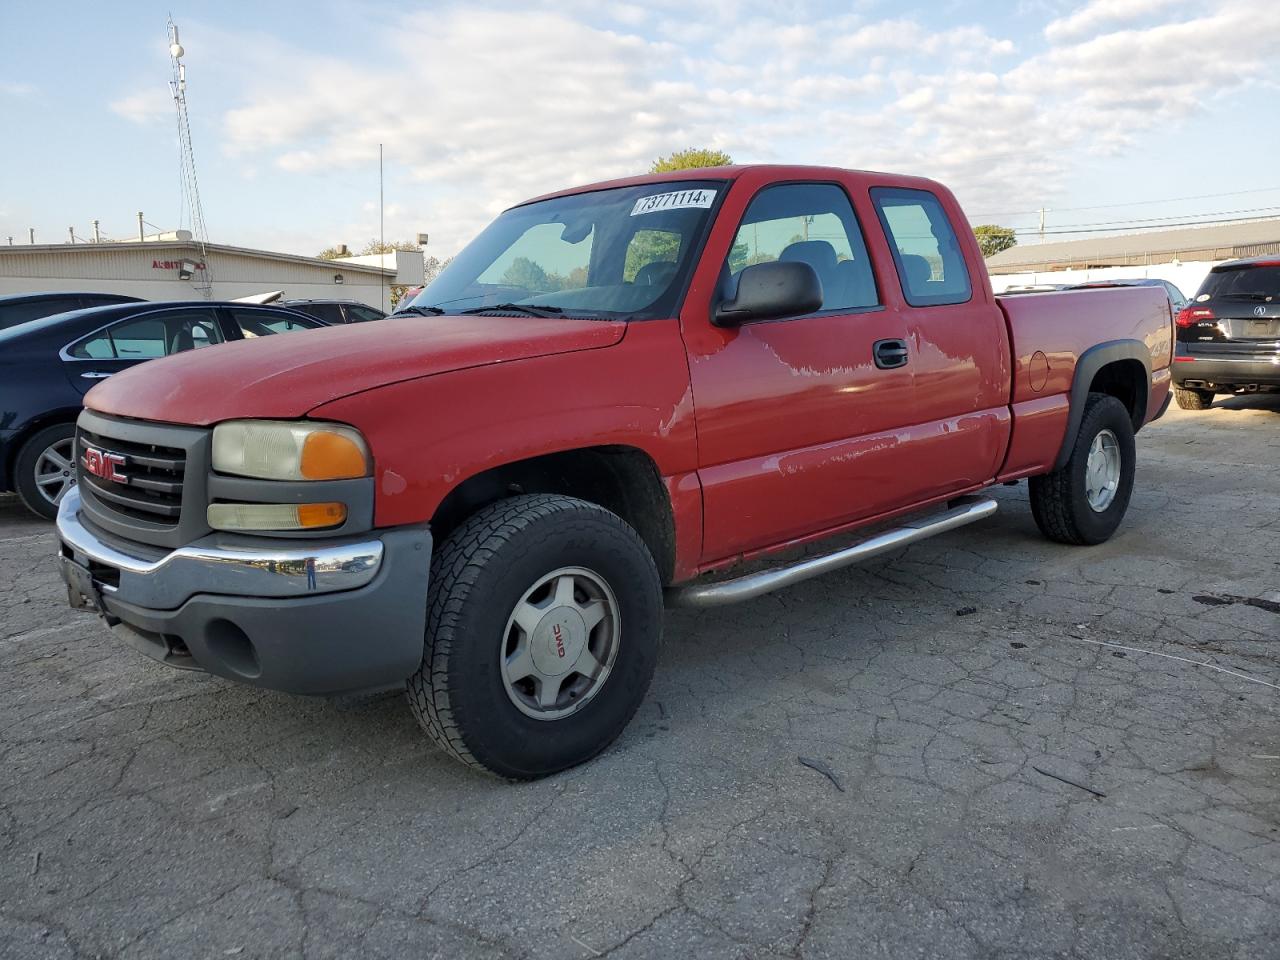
631, 189, 716, 216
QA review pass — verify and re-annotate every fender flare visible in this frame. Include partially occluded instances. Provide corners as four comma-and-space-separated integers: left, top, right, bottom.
1053, 339, 1151, 471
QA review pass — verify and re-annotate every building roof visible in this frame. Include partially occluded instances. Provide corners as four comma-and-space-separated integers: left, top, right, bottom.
985, 217, 1280, 273
0, 239, 395, 275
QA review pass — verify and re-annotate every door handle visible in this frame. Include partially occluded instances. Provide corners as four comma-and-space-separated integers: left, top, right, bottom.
80, 371, 114, 379
873, 339, 909, 370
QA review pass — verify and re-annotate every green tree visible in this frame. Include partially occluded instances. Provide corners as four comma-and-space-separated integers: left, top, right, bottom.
624, 229, 682, 282
502, 256, 551, 292
649, 148, 733, 173
973, 225, 1017, 258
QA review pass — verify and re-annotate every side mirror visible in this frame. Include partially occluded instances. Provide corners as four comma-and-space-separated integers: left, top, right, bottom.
714, 260, 824, 327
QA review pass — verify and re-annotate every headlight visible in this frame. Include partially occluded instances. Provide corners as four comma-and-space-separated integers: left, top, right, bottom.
212, 420, 370, 481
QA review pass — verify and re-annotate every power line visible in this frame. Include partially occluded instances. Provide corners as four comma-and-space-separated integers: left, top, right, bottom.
1013, 212, 1280, 238
1017, 204, 1280, 233
970, 185, 1280, 220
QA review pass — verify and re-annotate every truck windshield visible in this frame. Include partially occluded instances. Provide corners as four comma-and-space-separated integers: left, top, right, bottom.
404, 180, 723, 320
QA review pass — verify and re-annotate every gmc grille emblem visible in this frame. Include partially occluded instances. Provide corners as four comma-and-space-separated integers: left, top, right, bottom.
81, 445, 129, 484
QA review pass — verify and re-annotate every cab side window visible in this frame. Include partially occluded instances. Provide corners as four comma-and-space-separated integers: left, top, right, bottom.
726, 183, 879, 312
871, 187, 972, 307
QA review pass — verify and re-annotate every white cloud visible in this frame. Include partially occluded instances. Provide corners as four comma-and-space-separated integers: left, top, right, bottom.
212, 0, 1280, 252
1, 81, 35, 97
110, 88, 172, 125
1044, 0, 1197, 42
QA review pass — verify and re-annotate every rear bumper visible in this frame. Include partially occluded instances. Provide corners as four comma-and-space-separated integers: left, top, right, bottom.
56, 487, 431, 696
1173, 355, 1280, 389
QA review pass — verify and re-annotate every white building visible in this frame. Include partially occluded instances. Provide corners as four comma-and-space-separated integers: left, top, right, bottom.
984, 217, 1280, 296
0, 232, 425, 311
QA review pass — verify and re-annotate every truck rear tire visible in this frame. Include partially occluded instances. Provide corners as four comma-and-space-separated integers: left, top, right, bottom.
407, 494, 662, 779
1173, 386, 1214, 410
1029, 393, 1135, 546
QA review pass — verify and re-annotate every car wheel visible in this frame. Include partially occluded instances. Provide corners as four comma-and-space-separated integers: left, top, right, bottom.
14, 423, 78, 521
1029, 393, 1136, 546
1173, 386, 1214, 410
407, 494, 663, 779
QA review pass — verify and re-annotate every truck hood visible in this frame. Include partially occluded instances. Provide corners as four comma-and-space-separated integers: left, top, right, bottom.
86, 314, 627, 426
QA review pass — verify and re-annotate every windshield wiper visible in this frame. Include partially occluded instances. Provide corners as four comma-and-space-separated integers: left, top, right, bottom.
396, 305, 447, 316
459, 302, 565, 318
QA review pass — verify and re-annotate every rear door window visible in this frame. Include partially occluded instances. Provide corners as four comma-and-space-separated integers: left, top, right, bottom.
345, 304, 385, 323
229, 309, 323, 338
872, 188, 972, 307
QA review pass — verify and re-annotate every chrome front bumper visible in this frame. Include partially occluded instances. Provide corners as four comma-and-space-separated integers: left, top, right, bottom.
56, 486, 384, 610
54, 486, 433, 696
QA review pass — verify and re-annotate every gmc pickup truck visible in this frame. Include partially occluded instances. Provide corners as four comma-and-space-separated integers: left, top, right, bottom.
57, 165, 1173, 778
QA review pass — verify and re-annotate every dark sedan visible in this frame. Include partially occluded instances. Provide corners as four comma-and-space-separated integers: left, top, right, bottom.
1173, 257, 1280, 409
1066, 278, 1188, 312
0, 300, 325, 519
283, 299, 387, 324
0, 291, 142, 331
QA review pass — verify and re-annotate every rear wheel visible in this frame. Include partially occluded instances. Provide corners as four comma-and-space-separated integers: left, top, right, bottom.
1029, 393, 1135, 545
1174, 386, 1214, 410
14, 423, 77, 521
407, 494, 662, 779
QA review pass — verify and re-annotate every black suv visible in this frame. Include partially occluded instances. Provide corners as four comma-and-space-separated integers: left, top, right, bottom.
0, 292, 141, 331
1173, 257, 1280, 409
283, 299, 386, 324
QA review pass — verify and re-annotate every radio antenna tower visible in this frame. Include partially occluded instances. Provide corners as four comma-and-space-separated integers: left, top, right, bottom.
167, 18, 213, 297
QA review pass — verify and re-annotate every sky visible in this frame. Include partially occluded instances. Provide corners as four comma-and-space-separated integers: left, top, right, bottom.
2, 0, 1278, 260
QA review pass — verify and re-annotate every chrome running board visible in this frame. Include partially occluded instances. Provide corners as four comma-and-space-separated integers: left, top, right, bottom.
666, 495, 998, 608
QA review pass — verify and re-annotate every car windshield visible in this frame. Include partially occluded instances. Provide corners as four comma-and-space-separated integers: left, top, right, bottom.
1199, 265, 1280, 300
405, 180, 723, 320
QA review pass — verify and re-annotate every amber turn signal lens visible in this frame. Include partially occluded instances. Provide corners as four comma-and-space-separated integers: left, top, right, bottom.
296, 502, 348, 528
300, 431, 369, 480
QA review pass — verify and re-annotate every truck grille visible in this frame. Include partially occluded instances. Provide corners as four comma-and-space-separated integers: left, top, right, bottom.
77, 426, 187, 524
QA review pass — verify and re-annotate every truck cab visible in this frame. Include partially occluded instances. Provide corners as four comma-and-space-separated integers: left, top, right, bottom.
58, 165, 1172, 778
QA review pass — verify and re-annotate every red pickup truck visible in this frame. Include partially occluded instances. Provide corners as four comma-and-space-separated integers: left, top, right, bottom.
58, 165, 1172, 778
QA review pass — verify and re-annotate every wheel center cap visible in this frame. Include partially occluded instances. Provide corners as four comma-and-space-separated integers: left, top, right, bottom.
531, 607, 587, 677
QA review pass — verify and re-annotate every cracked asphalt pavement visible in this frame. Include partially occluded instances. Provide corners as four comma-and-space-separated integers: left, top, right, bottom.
2, 397, 1279, 960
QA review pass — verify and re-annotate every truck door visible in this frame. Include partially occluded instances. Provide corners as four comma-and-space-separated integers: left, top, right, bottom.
869, 187, 1011, 498
681, 180, 920, 563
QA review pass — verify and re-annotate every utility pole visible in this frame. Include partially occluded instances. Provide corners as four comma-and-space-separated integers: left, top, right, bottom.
28, 228, 35, 244
92, 219, 101, 243
68, 226, 75, 243
1038, 208, 1046, 243
379, 142, 386, 312
138, 212, 145, 241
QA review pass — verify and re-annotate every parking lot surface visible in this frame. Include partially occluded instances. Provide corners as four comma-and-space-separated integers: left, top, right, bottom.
2, 399, 1278, 960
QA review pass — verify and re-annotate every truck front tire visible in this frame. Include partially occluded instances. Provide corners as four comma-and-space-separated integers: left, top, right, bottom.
1029, 393, 1136, 546
407, 494, 663, 779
